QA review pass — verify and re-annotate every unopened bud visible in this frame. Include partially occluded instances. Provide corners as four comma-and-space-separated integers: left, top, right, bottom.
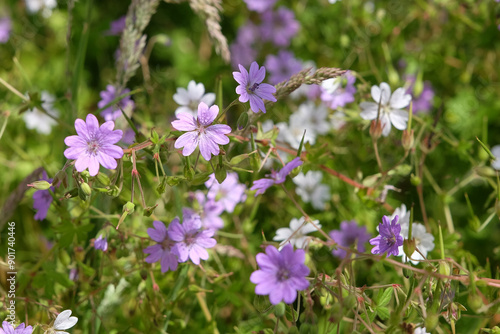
123, 201, 135, 214
96, 173, 111, 186
28, 180, 52, 190
403, 238, 416, 259
237, 112, 249, 130
215, 165, 227, 183
274, 302, 286, 317
402, 129, 414, 151
157, 176, 168, 194
184, 165, 195, 181
80, 182, 92, 197
410, 175, 421, 186
468, 293, 483, 313
369, 120, 383, 140
143, 204, 158, 217
424, 312, 439, 331
476, 166, 497, 178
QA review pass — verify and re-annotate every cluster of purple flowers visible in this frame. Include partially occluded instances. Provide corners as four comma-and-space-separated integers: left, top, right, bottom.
143, 217, 217, 272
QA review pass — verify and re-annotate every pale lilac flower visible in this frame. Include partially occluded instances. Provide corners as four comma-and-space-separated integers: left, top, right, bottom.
48, 309, 78, 333
33, 171, 54, 221
69, 268, 79, 281
414, 327, 430, 334
143, 220, 178, 273
260, 7, 300, 47
0, 321, 33, 334
105, 16, 126, 36
369, 215, 403, 256
25, 0, 57, 17
183, 191, 225, 231
320, 71, 356, 110
97, 85, 135, 122
329, 221, 371, 259
292, 171, 330, 210
360, 82, 412, 137
64, 114, 124, 176
297, 101, 331, 135
250, 244, 310, 305
23, 91, 59, 135
168, 216, 217, 265
173, 81, 216, 117
273, 217, 321, 249
205, 172, 247, 213
171, 102, 231, 161
233, 61, 277, 113
491, 145, 500, 170
0, 17, 12, 43
230, 42, 258, 70
405, 75, 434, 114
264, 51, 302, 85
397, 221, 435, 265
94, 234, 108, 252
250, 157, 303, 195
243, 0, 277, 12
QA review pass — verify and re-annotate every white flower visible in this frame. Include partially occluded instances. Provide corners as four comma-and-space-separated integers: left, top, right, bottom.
273, 217, 321, 249
277, 110, 317, 149
360, 82, 411, 137
23, 91, 59, 135
330, 111, 346, 130
398, 223, 435, 265
25, 0, 57, 17
390, 204, 410, 226
173, 80, 215, 117
414, 327, 430, 334
297, 101, 330, 135
329, 0, 341, 3
46, 309, 78, 334
491, 145, 500, 170
293, 171, 330, 210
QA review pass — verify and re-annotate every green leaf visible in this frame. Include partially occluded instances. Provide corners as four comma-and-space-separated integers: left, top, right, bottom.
378, 287, 393, 307
377, 306, 390, 320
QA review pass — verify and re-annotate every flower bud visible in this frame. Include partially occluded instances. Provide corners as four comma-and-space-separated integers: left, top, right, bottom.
123, 201, 135, 214
467, 293, 483, 313
184, 165, 195, 181
369, 120, 383, 140
215, 164, 227, 183
96, 172, 111, 186
274, 302, 286, 317
410, 175, 421, 186
27, 180, 52, 190
424, 312, 439, 331
402, 129, 414, 151
143, 204, 158, 217
403, 238, 416, 259
156, 176, 168, 194
80, 182, 92, 197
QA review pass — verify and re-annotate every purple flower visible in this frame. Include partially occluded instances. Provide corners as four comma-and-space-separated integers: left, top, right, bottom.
64, 114, 124, 176
243, 0, 277, 12
0, 321, 33, 334
205, 172, 247, 213
69, 268, 79, 281
250, 157, 303, 195
33, 171, 54, 221
0, 17, 12, 44
230, 23, 260, 69
94, 234, 108, 252
183, 191, 225, 231
105, 16, 126, 36
143, 220, 179, 273
320, 71, 357, 110
97, 85, 135, 121
405, 75, 434, 114
329, 221, 371, 259
369, 215, 403, 257
264, 51, 303, 85
171, 102, 231, 161
260, 7, 300, 47
250, 244, 310, 305
168, 217, 217, 265
233, 61, 277, 113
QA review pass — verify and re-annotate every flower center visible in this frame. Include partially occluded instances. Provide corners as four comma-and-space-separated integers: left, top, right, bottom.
384, 234, 396, 246
86, 139, 101, 156
161, 238, 174, 250
185, 232, 197, 246
248, 82, 259, 93
277, 268, 290, 282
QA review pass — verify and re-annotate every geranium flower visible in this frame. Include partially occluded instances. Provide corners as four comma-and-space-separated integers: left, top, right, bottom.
64, 114, 124, 176
33, 171, 54, 221
23, 91, 59, 135
205, 172, 247, 213
397, 221, 435, 265
260, 7, 300, 47
293, 171, 330, 210
171, 102, 231, 161
273, 217, 322, 249
183, 191, 225, 231
94, 234, 108, 252
47, 309, 78, 333
243, 0, 277, 12
250, 157, 303, 195
264, 50, 302, 85
490, 145, 500, 170
329, 220, 371, 259
360, 82, 412, 137
0, 17, 12, 43
250, 244, 310, 305
0, 321, 33, 334
369, 215, 404, 256
97, 85, 135, 121
143, 220, 179, 273
320, 71, 356, 110
233, 61, 277, 113
173, 81, 215, 117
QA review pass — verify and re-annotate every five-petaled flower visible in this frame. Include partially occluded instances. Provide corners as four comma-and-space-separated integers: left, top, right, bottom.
250, 244, 310, 305
94, 234, 108, 252
0, 321, 33, 334
369, 215, 404, 257
233, 61, 277, 113
143, 220, 179, 273
47, 309, 78, 334
360, 82, 412, 137
250, 157, 303, 195
64, 114, 124, 176
172, 102, 231, 161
